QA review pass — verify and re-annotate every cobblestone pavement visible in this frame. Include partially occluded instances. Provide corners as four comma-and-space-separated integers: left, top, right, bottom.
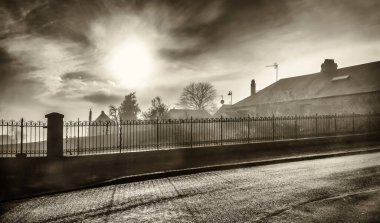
1, 152, 380, 223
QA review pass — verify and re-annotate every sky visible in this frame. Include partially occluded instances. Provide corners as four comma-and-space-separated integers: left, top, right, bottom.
0, 0, 380, 121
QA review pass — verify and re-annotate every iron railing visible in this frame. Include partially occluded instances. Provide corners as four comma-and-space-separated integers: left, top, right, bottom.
0, 119, 47, 157
62, 113, 380, 156
1, 113, 378, 157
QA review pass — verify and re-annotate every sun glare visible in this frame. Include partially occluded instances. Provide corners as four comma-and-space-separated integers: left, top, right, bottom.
107, 38, 154, 87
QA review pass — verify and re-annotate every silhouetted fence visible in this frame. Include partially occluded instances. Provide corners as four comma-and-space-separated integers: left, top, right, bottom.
0, 119, 47, 157
62, 113, 380, 156
1, 113, 379, 157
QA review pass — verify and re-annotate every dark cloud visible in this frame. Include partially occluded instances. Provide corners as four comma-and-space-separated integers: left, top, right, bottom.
0, 43, 44, 100
82, 92, 122, 105
161, 0, 380, 61
0, 47, 14, 89
162, 0, 292, 59
0, 47, 36, 93
0, 44, 48, 119
3, 0, 380, 62
3, 0, 380, 49
0, 0, 94, 46
159, 48, 205, 60
61, 71, 99, 82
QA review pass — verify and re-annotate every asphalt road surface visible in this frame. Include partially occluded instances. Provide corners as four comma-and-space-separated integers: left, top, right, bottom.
1, 152, 380, 223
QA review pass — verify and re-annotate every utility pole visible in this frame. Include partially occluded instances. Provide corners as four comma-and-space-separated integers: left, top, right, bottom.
227, 91, 232, 105
266, 62, 279, 82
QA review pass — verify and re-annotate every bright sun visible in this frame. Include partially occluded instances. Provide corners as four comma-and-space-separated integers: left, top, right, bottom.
107, 37, 154, 87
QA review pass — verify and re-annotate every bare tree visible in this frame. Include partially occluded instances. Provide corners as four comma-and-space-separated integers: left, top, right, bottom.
179, 82, 217, 110
108, 105, 119, 122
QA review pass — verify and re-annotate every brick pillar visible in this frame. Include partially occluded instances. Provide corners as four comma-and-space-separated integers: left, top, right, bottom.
45, 112, 64, 159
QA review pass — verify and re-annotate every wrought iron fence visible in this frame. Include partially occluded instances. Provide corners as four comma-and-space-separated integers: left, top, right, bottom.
1, 113, 378, 157
0, 119, 47, 157
62, 113, 380, 156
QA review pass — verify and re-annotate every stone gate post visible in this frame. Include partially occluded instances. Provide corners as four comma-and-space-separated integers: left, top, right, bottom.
45, 112, 64, 159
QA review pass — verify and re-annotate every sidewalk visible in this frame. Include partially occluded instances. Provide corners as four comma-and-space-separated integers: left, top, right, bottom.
1, 140, 380, 202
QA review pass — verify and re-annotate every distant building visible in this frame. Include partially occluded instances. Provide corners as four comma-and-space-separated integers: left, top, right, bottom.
89, 110, 114, 136
215, 59, 380, 117
94, 110, 113, 122
167, 109, 212, 119
213, 104, 235, 117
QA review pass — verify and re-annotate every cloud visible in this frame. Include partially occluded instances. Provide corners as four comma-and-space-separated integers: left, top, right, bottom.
159, 47, 206, 61
0, 45, 45, 101
82, 92, 122, 105
61, 71, 100, 82
0, 47, 16, 90
203, 72, 247, 83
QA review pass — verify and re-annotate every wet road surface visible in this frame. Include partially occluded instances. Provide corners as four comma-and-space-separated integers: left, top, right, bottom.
1, 152, 380, 222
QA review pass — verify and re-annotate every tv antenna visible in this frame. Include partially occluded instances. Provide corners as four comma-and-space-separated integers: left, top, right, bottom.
266, 62, 279, 82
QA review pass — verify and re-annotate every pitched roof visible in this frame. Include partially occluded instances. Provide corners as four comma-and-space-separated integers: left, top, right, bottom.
167, 109, 212, 119
213, 104, 233, 117
234, 60, 380, 108
95, 111, 112, 122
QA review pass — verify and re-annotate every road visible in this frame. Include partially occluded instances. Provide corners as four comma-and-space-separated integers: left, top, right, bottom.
1, 152, 380, 223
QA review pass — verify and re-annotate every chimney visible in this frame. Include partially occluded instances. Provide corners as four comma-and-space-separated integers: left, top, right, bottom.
321, 59, 338, 74
251, 79, 256, 96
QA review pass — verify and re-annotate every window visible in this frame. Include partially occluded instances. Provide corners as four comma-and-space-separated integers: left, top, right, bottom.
331, 75, 350, 81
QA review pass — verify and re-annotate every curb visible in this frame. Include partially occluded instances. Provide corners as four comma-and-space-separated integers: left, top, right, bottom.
96, 147, 380, 186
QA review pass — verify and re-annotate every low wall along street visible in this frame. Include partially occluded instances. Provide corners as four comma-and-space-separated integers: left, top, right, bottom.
1, 112, 380, 201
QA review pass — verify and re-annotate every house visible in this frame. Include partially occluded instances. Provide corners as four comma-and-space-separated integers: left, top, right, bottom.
215, 59, 380, 117
167, 109, 212, 119
212, 104, 239, 118
88, 110, 114, 136
94, 110, 113, 122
